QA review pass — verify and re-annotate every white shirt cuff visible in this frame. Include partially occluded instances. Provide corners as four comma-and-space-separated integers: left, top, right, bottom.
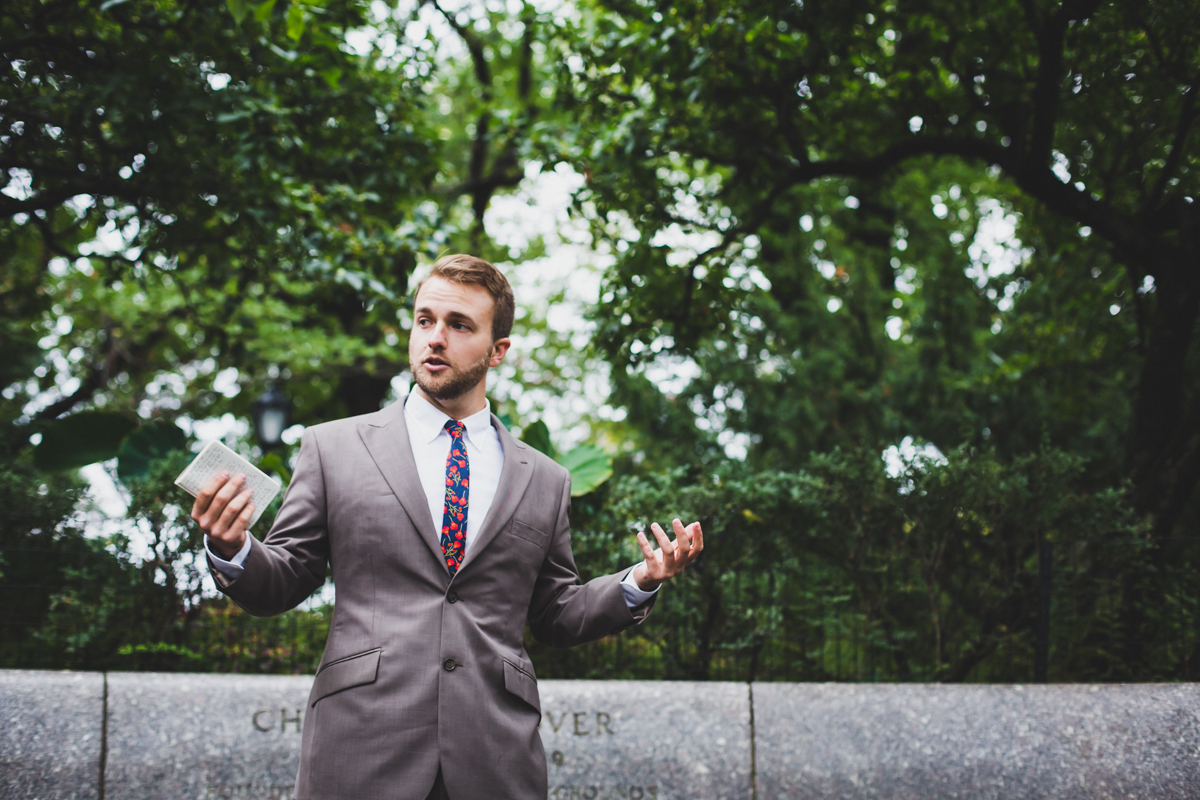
206, 534, 251, 578
621, 565, 659, 608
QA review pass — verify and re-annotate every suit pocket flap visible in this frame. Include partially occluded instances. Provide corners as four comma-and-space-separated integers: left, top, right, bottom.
508, 520, 549, 546
503, 660, 540, 712
311, 648, 381, 706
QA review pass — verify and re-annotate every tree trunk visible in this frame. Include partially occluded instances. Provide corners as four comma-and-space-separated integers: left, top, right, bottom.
1130, 241, 1200, 534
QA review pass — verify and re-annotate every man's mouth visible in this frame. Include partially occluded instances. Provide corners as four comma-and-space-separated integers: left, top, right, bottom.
423, 356, 450, 372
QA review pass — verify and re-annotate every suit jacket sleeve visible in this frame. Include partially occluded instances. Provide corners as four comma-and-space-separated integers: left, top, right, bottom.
207, 428, 330, 616
526, 474, 656, 648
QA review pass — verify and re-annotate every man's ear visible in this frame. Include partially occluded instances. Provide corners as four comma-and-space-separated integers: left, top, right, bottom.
489, 338, 511, 367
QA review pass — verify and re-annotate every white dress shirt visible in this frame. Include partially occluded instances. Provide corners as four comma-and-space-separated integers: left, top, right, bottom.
404, 391, 504, 557
207, 393, 656, 607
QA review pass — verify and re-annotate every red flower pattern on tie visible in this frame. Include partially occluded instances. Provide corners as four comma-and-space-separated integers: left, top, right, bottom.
440, 420, 469, 575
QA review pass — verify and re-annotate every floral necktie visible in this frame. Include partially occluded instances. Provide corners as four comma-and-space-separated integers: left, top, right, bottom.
440, 420, 469, 575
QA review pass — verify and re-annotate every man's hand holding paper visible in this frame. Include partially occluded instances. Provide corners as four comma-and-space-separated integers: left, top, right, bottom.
176, 440, 280, 560
190, 471, 257, 560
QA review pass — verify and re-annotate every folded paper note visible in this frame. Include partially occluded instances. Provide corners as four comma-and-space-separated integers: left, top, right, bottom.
174, 440, 281, 530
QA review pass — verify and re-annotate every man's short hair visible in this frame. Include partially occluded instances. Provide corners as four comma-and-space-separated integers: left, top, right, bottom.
419, 254, 515, 341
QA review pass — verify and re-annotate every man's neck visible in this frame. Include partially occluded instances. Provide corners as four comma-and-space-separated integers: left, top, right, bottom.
412, 385, 487, 422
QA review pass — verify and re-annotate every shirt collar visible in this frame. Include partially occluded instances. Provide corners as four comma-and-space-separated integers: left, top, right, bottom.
405, 391, 492, 446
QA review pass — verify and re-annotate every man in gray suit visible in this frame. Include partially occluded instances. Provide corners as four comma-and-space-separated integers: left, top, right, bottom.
191, 254, 703, 800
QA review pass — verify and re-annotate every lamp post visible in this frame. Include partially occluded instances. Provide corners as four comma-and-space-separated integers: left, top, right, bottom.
251, 386, 291, 450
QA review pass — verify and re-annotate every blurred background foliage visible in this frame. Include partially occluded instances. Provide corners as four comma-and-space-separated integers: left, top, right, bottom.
2, 0, 1198, 682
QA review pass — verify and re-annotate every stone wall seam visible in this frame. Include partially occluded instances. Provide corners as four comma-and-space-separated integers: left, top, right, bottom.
98, 671, 108, 800
747, 682, 758, 800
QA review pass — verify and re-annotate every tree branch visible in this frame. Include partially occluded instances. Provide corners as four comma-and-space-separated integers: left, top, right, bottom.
1027, 7, 1067, 159
1147, 84, 1197, 211
766, 134, 1142, 255
35, 327, 121, 421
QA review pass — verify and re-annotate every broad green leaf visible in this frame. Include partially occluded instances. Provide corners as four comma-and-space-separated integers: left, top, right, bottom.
286, 3, 305, 42
116, 420, 188, 482
34, 412, 138, 471
257, 451, 293, 485
520, 420, 555, 460
319, 68, 342, 90
253, 0, 277, 22
559, 445, 612, 497
226, 0, 250, 25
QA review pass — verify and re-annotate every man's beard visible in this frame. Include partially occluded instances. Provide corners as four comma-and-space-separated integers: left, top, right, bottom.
412, 350, 492, 402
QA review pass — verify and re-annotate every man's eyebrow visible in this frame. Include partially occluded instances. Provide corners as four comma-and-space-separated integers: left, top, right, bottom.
414, 306, 478, 325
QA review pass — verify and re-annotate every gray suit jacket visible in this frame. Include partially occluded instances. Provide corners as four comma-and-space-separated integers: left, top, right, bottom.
209, 400, 653, 800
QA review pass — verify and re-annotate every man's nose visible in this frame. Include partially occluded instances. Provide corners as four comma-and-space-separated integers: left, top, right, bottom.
426, 321, 449, 348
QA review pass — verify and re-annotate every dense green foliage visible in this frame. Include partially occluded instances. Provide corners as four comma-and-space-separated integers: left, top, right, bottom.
522, 0, 1199, 681
2, 0, 442, 425
537, 447, 1170, 682
553, 0, 1195, 502
2, 0, 1197, 683
0, 0, 603, 673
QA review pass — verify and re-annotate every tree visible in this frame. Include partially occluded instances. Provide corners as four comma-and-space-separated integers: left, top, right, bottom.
552, 0, 1198, 534
2, 0, 587, 433
2, 0, 447, 427
0, 0, 609, 671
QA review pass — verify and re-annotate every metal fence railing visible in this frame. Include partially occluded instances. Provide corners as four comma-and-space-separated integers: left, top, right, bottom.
4, 539, 1198, 683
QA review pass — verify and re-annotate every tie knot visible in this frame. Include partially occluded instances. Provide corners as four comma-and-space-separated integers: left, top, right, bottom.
445, 419, 466, 439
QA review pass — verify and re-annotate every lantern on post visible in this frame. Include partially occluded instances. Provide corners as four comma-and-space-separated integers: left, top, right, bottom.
251, 386, 291, 450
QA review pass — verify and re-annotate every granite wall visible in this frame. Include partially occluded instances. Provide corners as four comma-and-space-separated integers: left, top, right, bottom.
2, 670, 1198, 799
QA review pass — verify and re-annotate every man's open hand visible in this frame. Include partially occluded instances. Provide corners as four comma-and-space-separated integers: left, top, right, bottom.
632, 518, 704, 591
190, 471, 255, 561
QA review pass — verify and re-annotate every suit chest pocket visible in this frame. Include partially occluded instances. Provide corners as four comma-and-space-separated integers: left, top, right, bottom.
507, 519, 550, 549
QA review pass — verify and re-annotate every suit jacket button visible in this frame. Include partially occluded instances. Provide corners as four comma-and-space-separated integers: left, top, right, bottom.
444, 658, 457, 672
447, 591, 458, 603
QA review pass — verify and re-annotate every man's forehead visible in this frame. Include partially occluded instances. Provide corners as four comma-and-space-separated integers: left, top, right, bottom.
414, 276, 493, 315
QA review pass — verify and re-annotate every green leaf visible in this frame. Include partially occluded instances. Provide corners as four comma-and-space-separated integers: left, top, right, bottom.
34, 412, 138, 471
520, 420, 556, 460
0, 322, 43, 387
319, 68, 342, 90
226, 0, 251, 25
559, 445, 613, 497
253, 0, 277, 22
257, 451, 293, 486
116, 420, 188, 482
286, 3, 306, 42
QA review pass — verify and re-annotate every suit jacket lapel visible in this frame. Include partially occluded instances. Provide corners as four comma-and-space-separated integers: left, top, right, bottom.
357, 400, 449, 575
457, 415, 534, 575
